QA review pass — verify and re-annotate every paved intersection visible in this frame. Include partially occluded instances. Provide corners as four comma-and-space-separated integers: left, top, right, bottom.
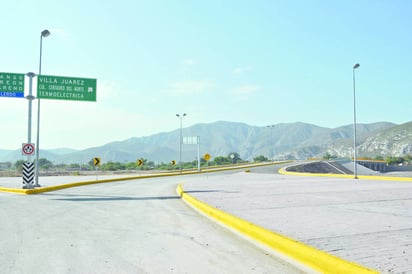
181, 168, 412, 273
1, 164, 411, 273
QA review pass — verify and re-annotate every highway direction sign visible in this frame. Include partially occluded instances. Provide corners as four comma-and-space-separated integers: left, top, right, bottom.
183, 136, 199, 145
37, 75, 97, 101
0, 72, 25, 98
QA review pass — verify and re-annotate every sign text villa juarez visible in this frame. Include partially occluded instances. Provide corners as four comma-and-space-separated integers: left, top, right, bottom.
37, 75, 97, 101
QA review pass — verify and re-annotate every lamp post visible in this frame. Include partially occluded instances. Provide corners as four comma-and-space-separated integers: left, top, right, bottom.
176, 113, 186, 172
267, 125, 274, 160
352, 63, 360, 179
34, 29, 51, 187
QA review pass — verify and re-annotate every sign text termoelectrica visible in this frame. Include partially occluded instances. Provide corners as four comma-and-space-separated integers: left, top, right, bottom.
37, 75, 97, 101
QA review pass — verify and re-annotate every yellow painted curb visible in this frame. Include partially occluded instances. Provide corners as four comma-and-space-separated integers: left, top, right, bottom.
0, 162, 286, 195
0, 171, 193, 194
279, 167, 412, 182
0, 187, 28, 194
176, 184, 378, 274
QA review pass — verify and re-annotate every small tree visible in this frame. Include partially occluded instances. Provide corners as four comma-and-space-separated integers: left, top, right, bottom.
14, 160, 25, 171
88, 159, 95, 167
253, 155, 268, 162
37, 158, 54, 170
101, 161, 126, 171
214, 156, 229, 165
323, 152, 332, 160
228, 152, 242, 164
0, 162, 12, 169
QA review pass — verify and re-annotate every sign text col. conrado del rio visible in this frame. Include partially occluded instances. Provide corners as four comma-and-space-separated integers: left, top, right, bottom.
37, 75, 97, 102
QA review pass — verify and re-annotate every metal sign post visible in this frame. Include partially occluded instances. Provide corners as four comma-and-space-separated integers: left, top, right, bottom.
1, 70, 97, 187
93, 157, 101, 180
204, 153, 211, 178
137, 159, 143, 175
197, 136, 200, 172
230, 153, 235, 164
183, 136, 201, 172
26, 73, 35, 149
23, 73, 36, 188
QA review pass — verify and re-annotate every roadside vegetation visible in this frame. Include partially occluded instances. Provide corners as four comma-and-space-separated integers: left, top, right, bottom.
2, 153, 410, 177
0, 152, 266, 176
321, 153, 412, 165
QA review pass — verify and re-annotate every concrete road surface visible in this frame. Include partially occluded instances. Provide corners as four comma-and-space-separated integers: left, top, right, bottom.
0, 174, 305, 274
181, 168, 412, 274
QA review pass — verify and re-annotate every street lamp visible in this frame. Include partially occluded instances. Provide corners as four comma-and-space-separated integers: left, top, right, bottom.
267, 125, 275, 160
34, 29, 51, 187
176, 113, 187, 172
352, 63, 360, 179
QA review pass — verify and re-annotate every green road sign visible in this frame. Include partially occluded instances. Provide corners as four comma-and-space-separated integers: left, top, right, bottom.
37, 75, 96, 101
0, 72, 25, 98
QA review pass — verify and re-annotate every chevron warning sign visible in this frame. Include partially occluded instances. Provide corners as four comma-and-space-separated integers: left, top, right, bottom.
22, 162, 35, 185
93, 157, 101, 166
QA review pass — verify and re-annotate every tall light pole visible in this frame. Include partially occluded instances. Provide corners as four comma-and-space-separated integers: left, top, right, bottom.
176, 113, 186, 172
267, 125, 274, 160
352, 63, 360, 179
34, 29, 51, 187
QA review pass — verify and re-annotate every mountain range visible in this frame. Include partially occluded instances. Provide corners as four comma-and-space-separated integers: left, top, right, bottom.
1, 120, 411, 164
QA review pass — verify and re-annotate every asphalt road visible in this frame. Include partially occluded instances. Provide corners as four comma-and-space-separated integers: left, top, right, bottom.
0, 173, 304, 274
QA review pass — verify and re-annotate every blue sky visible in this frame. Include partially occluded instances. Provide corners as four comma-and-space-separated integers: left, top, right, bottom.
1, 0, 411, 150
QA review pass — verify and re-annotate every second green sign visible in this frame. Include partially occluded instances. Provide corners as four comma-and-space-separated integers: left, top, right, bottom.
37, 75, 97, 101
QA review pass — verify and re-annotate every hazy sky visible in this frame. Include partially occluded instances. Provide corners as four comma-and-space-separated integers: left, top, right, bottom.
1, 0, 411, 150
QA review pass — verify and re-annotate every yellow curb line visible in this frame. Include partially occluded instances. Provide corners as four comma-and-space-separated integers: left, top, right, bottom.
0, 172, 191, 194
0, 162, 286, 195
279, 167, 412, 182
0, 187, 28, 194
176, 184, 378, 274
